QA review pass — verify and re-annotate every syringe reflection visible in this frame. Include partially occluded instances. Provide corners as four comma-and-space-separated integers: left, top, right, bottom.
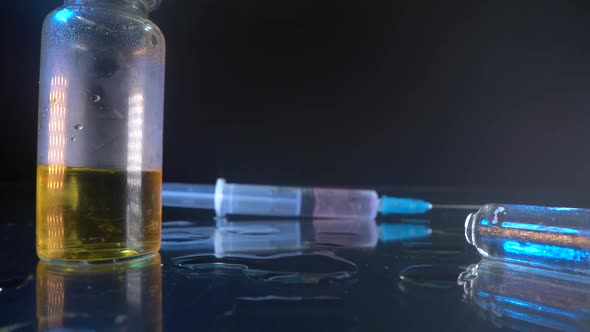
161, 219, 432, 254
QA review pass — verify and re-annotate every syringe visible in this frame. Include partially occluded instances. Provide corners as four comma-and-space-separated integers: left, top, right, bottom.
162, 179, 432, 219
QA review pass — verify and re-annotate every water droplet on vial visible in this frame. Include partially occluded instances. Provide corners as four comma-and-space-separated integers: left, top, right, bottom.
74, 124, 84, 130
151, 35, 158, 47
90, 95, 101, 103
71, 136, 77, 142
41, 107, 48, 118
458, 271, 477, 283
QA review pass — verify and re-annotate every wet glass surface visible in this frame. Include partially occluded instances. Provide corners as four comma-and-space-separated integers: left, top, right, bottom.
2, 185, 590, 331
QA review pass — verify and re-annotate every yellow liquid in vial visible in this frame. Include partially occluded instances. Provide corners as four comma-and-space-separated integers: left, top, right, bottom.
36, 165, 162, 262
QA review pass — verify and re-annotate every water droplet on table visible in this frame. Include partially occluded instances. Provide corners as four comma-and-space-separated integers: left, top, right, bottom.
398, 264, 462, 290
171, 252, 358, 285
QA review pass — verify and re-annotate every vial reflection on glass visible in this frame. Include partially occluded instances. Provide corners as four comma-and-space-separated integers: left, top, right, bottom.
460, 259, 590, 331
36, 254, 162, 331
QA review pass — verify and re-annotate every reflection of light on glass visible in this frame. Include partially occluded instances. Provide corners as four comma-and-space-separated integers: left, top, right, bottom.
133, 48, 149, 56
379, 223, 431, 243
494, 306, 572, 331
477, 291, 490, 298
501, 222, 579, 234
44, 274, 64, 330
463, 259, 590, 332
46, 214, 65, 253
162, 219, 381, 253
75, 15, 96, 26
494, 295, 577, 318
214, 220, 302, 254
46, 76, 68, 255
127, 92, 144, 180
127, 269, 142, 311
73, 44, 88, 51
54, 8, 74, 22
313, 219, 378, 248
503, 241, 590, 262
126, 92, 144, 245
550, 207, 579, 212
37, 255, 162, 331
47, 76, 68, 190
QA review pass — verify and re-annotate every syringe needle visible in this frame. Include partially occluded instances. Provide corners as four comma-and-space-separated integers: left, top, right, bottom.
431, 204, 482, 210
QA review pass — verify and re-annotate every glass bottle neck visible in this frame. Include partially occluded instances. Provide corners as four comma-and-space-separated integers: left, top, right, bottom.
64, 0, 159, 16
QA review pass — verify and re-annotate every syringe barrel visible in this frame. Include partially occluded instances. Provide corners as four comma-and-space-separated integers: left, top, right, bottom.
215, 180, 379, 219
162, 183, 216, 209
216, 180, 303, 217
310, 188, 379, 219
465, 204, 590, 274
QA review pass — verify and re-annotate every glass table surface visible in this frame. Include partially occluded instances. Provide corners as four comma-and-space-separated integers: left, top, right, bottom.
1, 184, 589, 331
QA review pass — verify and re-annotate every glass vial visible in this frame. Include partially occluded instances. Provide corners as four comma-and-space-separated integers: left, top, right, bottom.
465, 204, 590, 274
37, 0, 166, 262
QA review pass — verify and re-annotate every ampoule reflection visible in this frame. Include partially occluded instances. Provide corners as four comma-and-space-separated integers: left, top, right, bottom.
460, 258, 590, 331
37, 254, 162, 331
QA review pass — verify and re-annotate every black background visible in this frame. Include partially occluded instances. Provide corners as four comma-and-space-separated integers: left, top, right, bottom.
2, 0, 590, 190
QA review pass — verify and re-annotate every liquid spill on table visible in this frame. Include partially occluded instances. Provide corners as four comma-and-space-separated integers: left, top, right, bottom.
1, 203, 588, 331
